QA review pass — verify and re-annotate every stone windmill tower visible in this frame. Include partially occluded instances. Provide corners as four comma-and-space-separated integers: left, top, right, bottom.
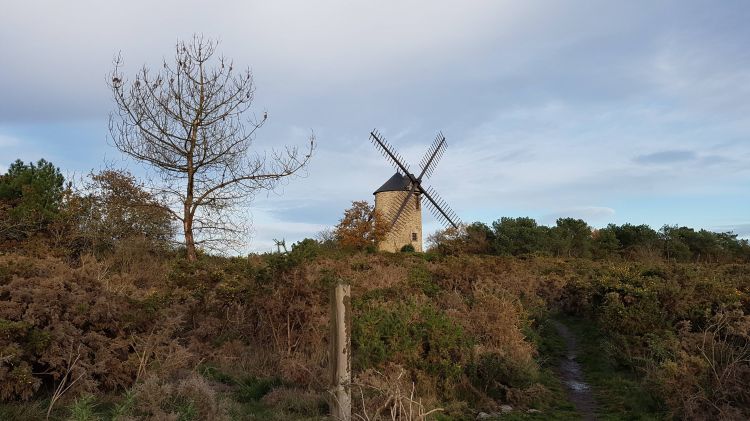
373, 173, 423, 252
369, 130, 460, 252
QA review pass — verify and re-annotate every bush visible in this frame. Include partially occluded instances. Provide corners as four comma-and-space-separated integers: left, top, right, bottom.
122, 373, 230, 420
466, 352, 539, 401
557, 261, 750, 417
400, 244, 415, 253
407, 266, 440, 297
67, 394, 99, 421
0, 255, 191, 402
652, 311, 750, 420
1, 219, 747, 419
353, 298, 470, 388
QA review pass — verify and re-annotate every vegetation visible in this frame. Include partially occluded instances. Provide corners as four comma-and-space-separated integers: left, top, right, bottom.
333, 200, 388, 251
1, 159, 749, 420
109, 35, 314, 261
0, 159, 66, 242
428, 217, 750, 264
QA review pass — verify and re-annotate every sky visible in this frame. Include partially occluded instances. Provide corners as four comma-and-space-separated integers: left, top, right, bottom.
1, 0, 749, 253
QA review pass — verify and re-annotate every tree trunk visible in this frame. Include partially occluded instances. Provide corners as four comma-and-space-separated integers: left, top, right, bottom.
183, 69, 201, 262
184, 210, 197, 261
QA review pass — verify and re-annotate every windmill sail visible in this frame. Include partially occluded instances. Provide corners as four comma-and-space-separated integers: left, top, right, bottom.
422, 186, 460, 229
370, 130, 410, 175
418, 132, 446, 180
384, 132, 448, 230
370, 128, 461, 252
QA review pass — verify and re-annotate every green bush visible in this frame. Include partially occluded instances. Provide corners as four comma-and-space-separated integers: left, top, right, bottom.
290, 238, 320, 261
353, 300, 415, 369
400, 244, 415, 253
68, 394, 99, 421
353, 299, 469, 382
407, 266, 440, 297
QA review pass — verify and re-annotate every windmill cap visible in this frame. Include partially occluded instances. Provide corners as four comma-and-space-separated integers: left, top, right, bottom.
374, 172, 415, 194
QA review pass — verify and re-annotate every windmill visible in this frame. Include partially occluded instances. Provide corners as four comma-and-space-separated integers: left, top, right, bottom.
370, 129, 461, 252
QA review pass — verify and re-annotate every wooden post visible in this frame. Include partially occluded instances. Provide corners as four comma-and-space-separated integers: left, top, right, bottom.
330, 282, 351, 420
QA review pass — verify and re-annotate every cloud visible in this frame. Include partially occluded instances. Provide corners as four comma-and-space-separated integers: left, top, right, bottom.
243, 207, 328, 253
0, 0, 535, 122
698, 155, 734, 166
0, 134, 20, 147
634, 150, 696, 164
714, 224, 750, 237
633, 150, 740, 168
1, 1, 749, 251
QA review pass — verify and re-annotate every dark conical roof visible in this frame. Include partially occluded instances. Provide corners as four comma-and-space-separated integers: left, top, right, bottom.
373, 172, 411, 194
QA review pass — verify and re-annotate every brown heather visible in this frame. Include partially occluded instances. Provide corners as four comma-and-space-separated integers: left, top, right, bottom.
0, 243, 748, 419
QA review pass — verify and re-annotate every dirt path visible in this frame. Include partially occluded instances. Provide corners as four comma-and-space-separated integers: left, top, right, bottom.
551, 320, 599, 421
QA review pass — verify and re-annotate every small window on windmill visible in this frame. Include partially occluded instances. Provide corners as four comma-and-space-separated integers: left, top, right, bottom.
412, 232, 417, 241
415, 196, 420, 210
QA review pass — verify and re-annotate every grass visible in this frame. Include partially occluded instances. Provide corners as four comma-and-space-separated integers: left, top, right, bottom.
496, 314, 667, 420
491, 362, 582, 420
68, 394, 100, 421
0, 401, 48, 421
535, 315, 667, 421
198, 365, 327, 421
0, 367, 323, 421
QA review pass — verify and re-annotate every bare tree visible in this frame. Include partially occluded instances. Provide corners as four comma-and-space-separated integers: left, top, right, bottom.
109, 35, 314, 260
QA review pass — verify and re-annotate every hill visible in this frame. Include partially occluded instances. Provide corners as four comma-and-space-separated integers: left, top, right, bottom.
1, 244, 748, 420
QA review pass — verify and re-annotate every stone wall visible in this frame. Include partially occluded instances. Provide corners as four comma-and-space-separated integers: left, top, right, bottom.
374, 190, 422, 252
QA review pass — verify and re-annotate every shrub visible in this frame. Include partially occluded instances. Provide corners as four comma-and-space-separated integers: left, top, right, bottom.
400, 244, 415, 253
122, 373, 230, 420
353, 298, 470, 387
652, 311, 750, 420
290, 238, 320, 260
67, 394, 99, 421
466, 352, 539, 401
0, 255, 192, 402
407, 266, 440, 297
557, 260, 750, 417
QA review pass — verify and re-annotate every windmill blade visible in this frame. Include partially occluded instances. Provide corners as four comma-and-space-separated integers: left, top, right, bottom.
387, 182, 420, 230
422, 185, 461, 229
418, 132, 446, 180
370, 130, 410, 175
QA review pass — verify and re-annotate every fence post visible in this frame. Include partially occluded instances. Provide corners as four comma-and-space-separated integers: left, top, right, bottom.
330, 282, 351, 420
